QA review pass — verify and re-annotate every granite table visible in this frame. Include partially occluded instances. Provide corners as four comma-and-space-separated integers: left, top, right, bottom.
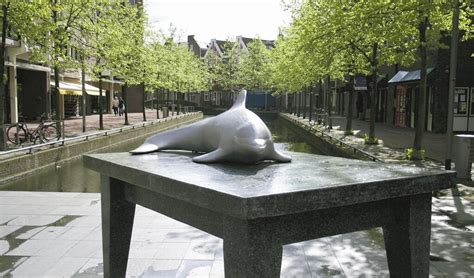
83, 151, 455, 278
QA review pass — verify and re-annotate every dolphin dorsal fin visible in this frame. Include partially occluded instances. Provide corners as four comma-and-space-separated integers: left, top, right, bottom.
231, 90, 247, 109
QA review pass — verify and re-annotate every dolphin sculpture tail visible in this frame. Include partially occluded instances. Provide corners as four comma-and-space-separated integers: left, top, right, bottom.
129, 119, 208, 154
231, 89, 247, 109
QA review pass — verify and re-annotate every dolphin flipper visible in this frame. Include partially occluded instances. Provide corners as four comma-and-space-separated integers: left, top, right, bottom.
192, 148, 229, 163
269, 149, 292, 163
130, 143, 159, 154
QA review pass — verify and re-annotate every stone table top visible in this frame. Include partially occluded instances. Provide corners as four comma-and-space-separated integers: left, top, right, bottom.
83, 151, 455, 219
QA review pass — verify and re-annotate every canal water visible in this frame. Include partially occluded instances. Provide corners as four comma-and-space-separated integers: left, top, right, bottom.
0, 116, 325, 193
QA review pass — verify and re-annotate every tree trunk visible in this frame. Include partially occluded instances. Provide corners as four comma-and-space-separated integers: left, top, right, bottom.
296, 93, 300, 117
52, 0, 60, 127
81, 66, 86, 133
155, 89, 160, 119
445, 0, 460, 169
54, 66, 61, 125
346, 75, 355, 134
413, 16, 428, 160
142, 84, 146, 121
0, 4, 9, 150
309, 85, 313, 122
368, 43, 378, 142
303, 87, 307, 119
289, 94, 295, 115
99, 75, 104, 130
123, 85, 129, 125
327, 76, 333, 129
177, 91, 181, 115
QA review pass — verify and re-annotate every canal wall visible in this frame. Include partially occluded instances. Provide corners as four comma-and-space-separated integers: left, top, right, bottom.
0, 113, 203, 184
278, 113, 373, 160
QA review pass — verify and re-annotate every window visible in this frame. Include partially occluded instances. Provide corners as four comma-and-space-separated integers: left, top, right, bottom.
204, 93, 209, 101
454, 87, 468, 115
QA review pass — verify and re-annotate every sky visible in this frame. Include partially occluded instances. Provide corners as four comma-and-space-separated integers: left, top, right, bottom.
144, 0, 291, 46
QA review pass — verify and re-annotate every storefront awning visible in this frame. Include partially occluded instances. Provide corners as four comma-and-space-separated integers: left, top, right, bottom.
388, 68, 435, 85
50, 81, 102, 96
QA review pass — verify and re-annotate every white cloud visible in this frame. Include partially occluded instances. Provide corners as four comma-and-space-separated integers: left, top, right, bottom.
145, 0, 291, 45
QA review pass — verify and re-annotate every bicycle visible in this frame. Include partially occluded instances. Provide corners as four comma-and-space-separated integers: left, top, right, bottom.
6, 115, 61, 145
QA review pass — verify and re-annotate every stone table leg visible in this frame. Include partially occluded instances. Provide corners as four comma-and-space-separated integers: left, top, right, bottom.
382, 193, 432, 278
223, 216, 283, 278
101, 176, 136, 278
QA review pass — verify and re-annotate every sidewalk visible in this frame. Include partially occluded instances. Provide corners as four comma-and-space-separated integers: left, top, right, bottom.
330, 116, 447, 163
0, 191, 472, 277
61, 110, 166, 137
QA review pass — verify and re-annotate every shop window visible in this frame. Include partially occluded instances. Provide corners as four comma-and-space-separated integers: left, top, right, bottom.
454, 87, 468, 115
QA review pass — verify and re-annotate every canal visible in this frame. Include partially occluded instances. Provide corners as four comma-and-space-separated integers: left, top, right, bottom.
0, 115, 326, 193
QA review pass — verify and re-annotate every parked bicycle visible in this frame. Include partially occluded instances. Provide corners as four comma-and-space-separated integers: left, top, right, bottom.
6, 115, 61, 145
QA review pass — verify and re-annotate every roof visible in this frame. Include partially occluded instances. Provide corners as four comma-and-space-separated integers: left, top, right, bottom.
240, 37, 275, 49
215, 40, 227, 52
388, 68, 435, 84
187, 35, 206, 58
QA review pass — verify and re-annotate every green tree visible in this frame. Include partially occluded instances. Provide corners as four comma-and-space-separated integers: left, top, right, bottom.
239, 39, 271, 91
0, 1, 49, 149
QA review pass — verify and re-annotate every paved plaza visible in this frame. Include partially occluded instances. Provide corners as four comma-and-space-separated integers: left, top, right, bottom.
0, 191, 473, 277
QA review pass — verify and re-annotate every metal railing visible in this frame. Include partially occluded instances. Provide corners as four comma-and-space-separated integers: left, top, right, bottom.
284, 113, 382, 162
0, 112, 200, 157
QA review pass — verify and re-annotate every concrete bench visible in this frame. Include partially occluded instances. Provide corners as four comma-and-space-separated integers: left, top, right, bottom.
84, 151, 454, 277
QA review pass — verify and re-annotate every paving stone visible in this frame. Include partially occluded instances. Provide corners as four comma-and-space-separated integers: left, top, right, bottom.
431, 261, 473, 278
131, 228, 168, 243
210, 260, 224, 277
44, 257, 89, 276
8, 256, 58, 276
31, 226, 71, 240
64, 240, 102, 258
0, 240, 8, 255
0, 225, 21, 238
83, 226, 102, 241
7, 215, 63, 226
129, 241, 163, 259
0, 215, 16, 225
74, 257, 104, 277
6, 239, 51, 256
153, 242, 190, 260
280, 255, 312, 278
34, 239, 78, 257
183, 241, 219, 260
174, 259, 213, 277
14, 226, 47, 239
57, 226, 97, 241
65, 215, 101, 227
140, 259, 182, 277
125, 258, 154, 277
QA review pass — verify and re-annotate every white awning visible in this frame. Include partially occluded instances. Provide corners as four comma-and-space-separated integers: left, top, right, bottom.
50, 81, 103, 96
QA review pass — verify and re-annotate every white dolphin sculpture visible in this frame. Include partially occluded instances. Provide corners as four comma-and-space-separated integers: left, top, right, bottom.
130, 89, 292, 164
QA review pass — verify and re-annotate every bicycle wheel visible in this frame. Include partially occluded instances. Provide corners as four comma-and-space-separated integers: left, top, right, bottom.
41, 125, 60, 141
6, 124, 28, 145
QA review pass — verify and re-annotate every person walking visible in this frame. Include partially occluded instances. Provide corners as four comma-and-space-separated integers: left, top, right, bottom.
118, 97, 125, 116
112, 96, 119, 116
